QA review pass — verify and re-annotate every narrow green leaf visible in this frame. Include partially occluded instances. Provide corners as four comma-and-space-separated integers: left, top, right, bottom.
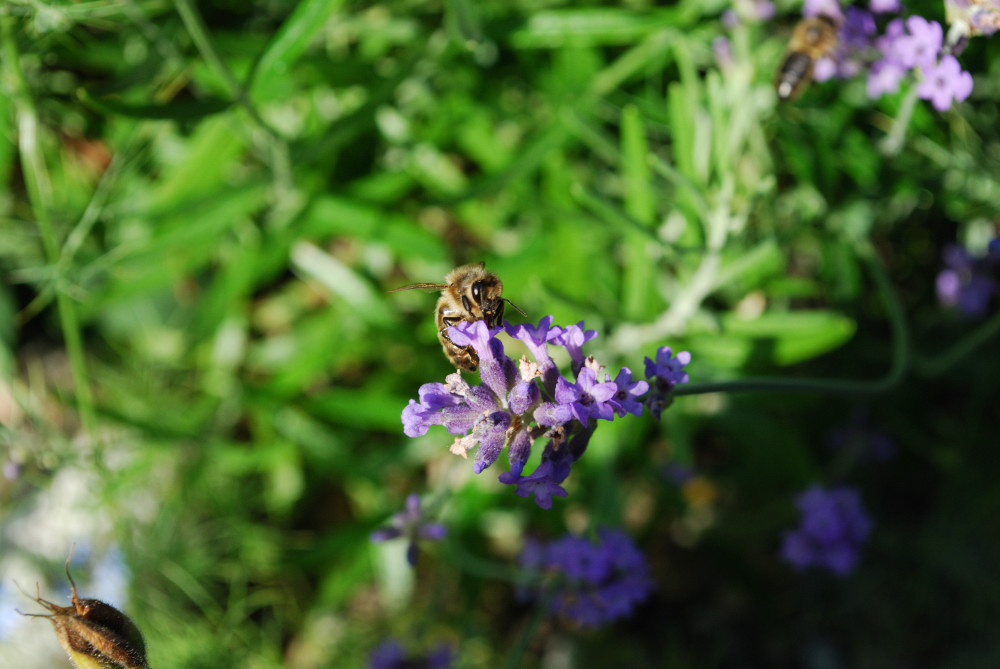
719, 311, 857, 365
250, 0, 347, 100
620, 105, 657, 320
77, 88, 232, 120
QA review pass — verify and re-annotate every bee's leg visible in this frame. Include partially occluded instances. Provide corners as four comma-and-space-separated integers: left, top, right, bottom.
439, 318, 480, 371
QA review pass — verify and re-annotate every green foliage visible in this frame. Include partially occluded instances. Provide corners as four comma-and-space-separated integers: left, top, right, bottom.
2, 1, 1000, 668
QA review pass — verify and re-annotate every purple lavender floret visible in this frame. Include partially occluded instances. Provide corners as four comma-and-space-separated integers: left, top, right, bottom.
554, 368, 618, 423
370, 493, 447, 566
550, 321, 597, 373
606, 367, 649, 418
369, 640, 453, 669
645, 346, 692, 391
936, 240, 1000, 317
506, 316, 561, 394
826, 414, 895, 462
499, 460, 570, 510
803, 0, 844, 22
643, 346, 691, 420
867, 59, 907, 98
780, 485, 872, 576
918, 54, 974, 111
518, 528, 652, 628
843, 7, 877, 49
869, 0, 901, 13
893, 16, 943, 69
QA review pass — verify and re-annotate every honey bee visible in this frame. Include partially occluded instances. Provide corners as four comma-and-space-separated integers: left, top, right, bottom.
775, 14, 840, 102
388, 262, 525, 372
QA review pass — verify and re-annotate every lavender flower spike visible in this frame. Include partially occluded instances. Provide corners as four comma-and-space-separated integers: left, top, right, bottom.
645, 346, 691, 391
370, 493, 447, 566
644, 345, 691, 420
517, 528, 652, 628
780, 484, 872, 576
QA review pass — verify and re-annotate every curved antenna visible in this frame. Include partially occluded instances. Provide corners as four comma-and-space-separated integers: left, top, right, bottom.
386, 283, 448, 293
503, 298, 527, 318
64, 543, 84, 611
12, 580, 58, 616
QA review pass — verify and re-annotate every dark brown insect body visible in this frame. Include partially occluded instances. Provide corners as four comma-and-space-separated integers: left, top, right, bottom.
776, 15, 840, 101
18, 560, 149, 669
388, 262, 525, 372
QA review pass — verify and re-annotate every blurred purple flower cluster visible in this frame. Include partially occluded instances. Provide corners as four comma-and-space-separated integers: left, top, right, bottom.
368, 639, 453, 669
370, 493, 447, 566
945, 0, 1000, 37
801, 0, 975, 111
781, 484, 872, 575
826, 414, 895, 462
936, 238, 1000, 317
401, 317, 690, 509
518, 528, 652, 628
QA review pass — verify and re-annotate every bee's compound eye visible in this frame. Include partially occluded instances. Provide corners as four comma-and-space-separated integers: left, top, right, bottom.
461, 295, 472, 313
472, 281, 482, 303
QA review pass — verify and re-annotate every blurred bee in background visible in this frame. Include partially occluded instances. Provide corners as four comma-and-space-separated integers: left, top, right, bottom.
388, 262, 525, 372
776, 14, 841, 101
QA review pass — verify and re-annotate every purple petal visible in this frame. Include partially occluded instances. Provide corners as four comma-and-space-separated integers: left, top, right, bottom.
472, 411, 511, 474
447, 320, 494, 361
402, 400, 442, 437
534, 402, 573, 426
406, 542, 419, 566
440, 403, 482, 435
418, 523, 447, 541
588, 381, 618, 404
508, 380, 540, 415
370, 527, 403, 542
417, 382, 462, 410
554, 376, 581, 404
507, 426, 533, 470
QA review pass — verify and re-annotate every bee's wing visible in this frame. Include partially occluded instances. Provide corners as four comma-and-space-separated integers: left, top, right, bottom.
386, 282, 449, 293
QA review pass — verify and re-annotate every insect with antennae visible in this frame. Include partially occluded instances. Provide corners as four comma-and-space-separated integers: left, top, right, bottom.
16, 549, 150, 669
776, 13, 841, 101
388, 262, 526, 372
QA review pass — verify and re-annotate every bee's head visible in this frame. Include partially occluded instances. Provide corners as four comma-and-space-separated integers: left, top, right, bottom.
467, 275, 504, 326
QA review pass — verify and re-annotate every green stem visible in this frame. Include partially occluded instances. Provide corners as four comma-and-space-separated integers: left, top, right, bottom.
675, 242, 910, 397
3, 13, 96, 436
502, 592, 551, 669
912, 309, 1000, 376
879, 83, 920, 156
171, 0, 293, 194
441, 540, 525, 583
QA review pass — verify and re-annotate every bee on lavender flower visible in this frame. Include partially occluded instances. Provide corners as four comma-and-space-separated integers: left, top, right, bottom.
776, 14, 841, 101
388, 263, 525, 373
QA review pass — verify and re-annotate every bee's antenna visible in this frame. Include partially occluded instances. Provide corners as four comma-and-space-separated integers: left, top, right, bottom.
504, 298, 527, 318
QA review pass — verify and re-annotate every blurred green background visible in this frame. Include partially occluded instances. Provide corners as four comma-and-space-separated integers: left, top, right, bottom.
2, 0, 1000, 667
